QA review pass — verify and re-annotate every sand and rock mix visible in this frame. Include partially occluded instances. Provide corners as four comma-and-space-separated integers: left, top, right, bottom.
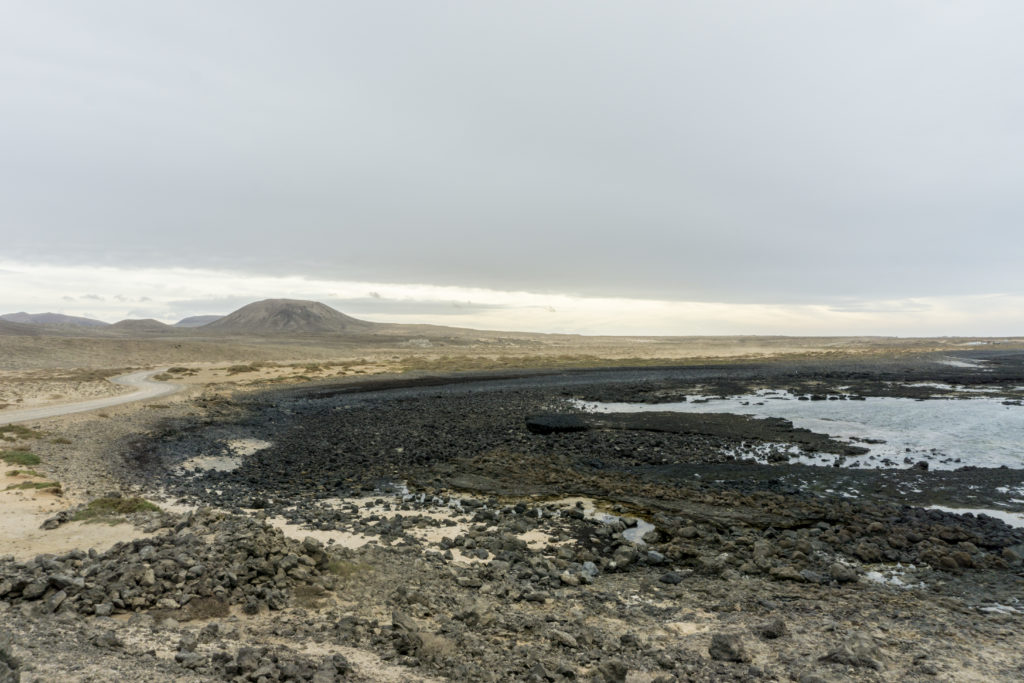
2, 351, 1024, 681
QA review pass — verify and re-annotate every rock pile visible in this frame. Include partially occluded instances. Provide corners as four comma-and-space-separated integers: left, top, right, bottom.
0, 508, 334, 617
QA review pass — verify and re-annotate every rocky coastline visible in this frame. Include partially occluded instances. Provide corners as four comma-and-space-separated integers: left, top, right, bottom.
3, 352, 1024, 681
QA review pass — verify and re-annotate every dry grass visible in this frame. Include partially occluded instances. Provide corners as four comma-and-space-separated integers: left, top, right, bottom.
325, 559, 371, 581
6, 481, 61, 492
0, 425, 45, 441
72, 496, 161, 523
225, 364, 260, 375
6, 468, 43, 477
292, 584, 330, 609
0, 450, 41, 466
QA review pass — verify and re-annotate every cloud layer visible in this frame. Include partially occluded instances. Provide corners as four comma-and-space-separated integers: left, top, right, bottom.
2, 3, 1023, 331
3, 260, 1023, 337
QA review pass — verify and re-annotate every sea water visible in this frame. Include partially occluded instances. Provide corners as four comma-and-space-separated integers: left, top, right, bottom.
575, 391, 1024, 471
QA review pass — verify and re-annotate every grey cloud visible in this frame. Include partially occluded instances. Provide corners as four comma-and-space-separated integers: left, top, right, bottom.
124, 308, 159, 319
324, 298, 510, 317
165, 297, 256, 317
2, 2, 1023, 307
162, 295, 507, 320
827, 300, 933, 314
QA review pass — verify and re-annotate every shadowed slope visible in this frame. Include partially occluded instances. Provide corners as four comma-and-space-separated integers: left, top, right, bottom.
200, 299, 377, 335
175, 315, 224, 328
1, 312, 109, 327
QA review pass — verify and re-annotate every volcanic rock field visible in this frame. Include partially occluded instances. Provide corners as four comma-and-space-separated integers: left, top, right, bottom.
3, 352, 1024, 681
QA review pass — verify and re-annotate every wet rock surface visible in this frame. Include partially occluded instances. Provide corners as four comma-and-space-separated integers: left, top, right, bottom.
5, 352, 1024, 680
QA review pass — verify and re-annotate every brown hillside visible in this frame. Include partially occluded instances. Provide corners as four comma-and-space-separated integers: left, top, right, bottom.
200, 299, 377, 335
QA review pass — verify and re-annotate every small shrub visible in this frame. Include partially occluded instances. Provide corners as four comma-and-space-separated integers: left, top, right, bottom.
6, 481, 61, 492
6, 468, 42, 477
50, 437, 72, 445
167, 366, 190, 373
325, 559, 370, 580
0, 450, 41, 466
72, 496, 161, 523
292, 584, 328, 609
226, 364, 258, 375
0, 425, 44, 441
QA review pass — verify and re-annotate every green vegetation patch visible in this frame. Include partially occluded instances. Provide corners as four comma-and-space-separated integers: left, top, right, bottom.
292, 584, 329, 609
72, 496, 161, 523
0, 425, 45, 441
6, 481, 61, 492
225, 364, 260, 375
0, 450, 41, 466
50, 437, 72, 445
325, 559, 371, 581
6, 468, 43, 477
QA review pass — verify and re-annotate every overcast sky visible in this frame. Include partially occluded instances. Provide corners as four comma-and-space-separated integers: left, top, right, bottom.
2, 2, 1023, 334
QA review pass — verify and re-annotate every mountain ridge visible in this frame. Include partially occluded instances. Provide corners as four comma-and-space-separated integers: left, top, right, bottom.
199, 299, 377, 335
175, 315, 224, 328
0, 312, 109, 327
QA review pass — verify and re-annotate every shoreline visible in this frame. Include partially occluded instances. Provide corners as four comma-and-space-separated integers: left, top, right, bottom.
3, 351, 1024, 680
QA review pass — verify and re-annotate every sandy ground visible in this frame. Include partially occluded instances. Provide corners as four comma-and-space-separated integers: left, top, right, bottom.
0, 469, 152, 561
2, 332, 1024, 681
0, 369, 132, 412
3, 331, 1023, 564
4, 331, 1023, 416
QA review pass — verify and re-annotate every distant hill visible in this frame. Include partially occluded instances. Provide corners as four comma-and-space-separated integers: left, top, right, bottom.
0, 319, 40, 336
109, 318, 175, 333
175, 315, 223, 328
1, 312, 109, 327
202, 299, 377, 335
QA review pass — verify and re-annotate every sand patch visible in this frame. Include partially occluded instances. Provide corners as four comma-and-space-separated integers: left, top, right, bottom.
0, 369, 132, 412
267, 516, 378, 550
663, 620, 711, 636
176, 438, 272, 473
516, 528, 565, 550
0, 470, 151, 561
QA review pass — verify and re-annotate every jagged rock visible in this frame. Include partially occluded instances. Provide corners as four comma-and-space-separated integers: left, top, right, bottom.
0, 632, 19, 683
659, 571, 684, 585
708, 633, 751, 662
525, 414, 590, 434
40, 511, 72, 531
550, 630, 578, 648
829, 562, 858, 583
819, 634, 887, 671
759, 617, 788, 639
597, 658, 629, 683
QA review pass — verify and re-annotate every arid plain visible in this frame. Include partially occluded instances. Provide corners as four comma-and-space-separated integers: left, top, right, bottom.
2, 300, 1024, 682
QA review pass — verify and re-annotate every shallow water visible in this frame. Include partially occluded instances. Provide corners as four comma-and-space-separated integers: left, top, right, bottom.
577, 392, 1024, 471
927, 505, 1024, 529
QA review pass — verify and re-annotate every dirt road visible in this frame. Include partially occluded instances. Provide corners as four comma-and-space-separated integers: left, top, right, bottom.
0, 368, 181, 425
